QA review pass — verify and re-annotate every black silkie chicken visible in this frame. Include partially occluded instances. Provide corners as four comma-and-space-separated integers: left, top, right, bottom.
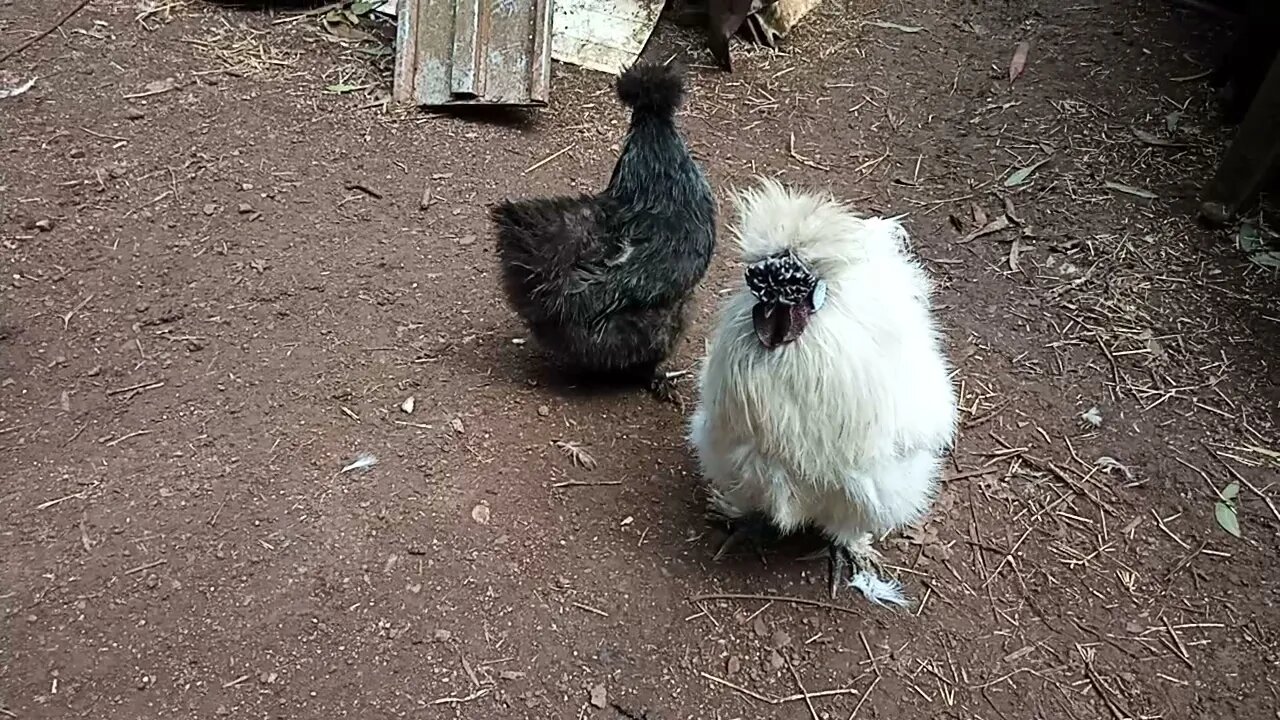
490, 63, 716, 402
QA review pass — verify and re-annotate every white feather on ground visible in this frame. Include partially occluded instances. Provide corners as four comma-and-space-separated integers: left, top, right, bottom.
689, 178, 957, 603
848, 571, 909, 608
341, 452, 378, 474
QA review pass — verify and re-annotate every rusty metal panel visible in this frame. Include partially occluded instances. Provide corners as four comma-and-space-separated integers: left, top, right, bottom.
393, 0, 553, 107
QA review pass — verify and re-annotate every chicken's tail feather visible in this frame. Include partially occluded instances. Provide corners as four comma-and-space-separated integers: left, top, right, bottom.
490, 197, 598, 320
616, 61, 685, 119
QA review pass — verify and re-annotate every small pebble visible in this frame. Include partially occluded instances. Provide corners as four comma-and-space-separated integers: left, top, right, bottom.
589, 684, 607, 709
771, 630, 792, 649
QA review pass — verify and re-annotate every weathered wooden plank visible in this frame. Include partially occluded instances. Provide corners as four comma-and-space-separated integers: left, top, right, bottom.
451, 0, 483, 98
529, 0, 552, 101
394, 0, 553, 107
390, 0, 421, 103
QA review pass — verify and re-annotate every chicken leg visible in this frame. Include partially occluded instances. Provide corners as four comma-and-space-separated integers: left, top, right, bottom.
704, 485, 777, 562
827, 533, 888, 599
711, 511, 776, 561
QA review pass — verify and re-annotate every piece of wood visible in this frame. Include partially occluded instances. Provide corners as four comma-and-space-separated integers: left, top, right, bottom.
393, 0, 552, 107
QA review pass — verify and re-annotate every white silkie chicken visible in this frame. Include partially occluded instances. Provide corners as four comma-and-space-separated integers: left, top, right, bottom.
688, 179, 957, 605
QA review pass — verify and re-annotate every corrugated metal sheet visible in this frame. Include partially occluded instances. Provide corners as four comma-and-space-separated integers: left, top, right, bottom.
393, 0, 553, 107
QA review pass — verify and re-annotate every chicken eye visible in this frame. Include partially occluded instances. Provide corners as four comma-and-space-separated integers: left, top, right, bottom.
811, 280, 827, 311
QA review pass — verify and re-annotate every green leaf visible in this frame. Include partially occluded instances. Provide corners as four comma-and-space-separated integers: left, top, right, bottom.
1104, 181, 1158, 200
325, 83, 360, 94
350, 1, 376, 14
863, 20, 925, 33
1237, 221, 1280, 269
1221, 481, 1240, 501
1132, 128, 1186, 148
1215, 501, 1241, 538
1005, 157, 1050, 187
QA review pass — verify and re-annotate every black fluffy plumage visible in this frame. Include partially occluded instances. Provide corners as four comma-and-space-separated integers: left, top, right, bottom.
1208, 0, 1280, 124
490, 62, 717, 398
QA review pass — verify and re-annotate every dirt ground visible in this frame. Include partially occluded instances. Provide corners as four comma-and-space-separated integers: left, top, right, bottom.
2, 0, 1279, 718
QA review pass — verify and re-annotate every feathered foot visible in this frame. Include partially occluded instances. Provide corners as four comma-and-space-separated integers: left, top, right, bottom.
704, 489, 775, 562
711, 511, 774, 561
828, 534, 906, 607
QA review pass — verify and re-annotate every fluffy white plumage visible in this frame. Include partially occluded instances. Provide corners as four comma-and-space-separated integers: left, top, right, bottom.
689, 178, 957, 600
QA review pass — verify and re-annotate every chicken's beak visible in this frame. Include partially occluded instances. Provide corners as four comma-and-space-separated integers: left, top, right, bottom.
753, 301, 811, 350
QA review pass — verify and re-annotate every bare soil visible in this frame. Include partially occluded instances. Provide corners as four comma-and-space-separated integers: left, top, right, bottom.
2, 1, 1278, 719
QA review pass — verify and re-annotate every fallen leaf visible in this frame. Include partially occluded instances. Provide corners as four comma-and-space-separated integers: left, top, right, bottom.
589, 684, 607, 709
959, 215, 1012, 243
1214, 500, 1241, 538
0, 77, 36, 100
864, 19, 924, 33
142, 77, 178, 95
1005, 156, 1051, 187
325, 83, 361, 94
1103, 181, 1158, 200
1221, 481, 1240, 502
1095, 456, 1134, 482
1237, 221, 1280, 269
971, 203, 989, 228
1003, 195, 1023, 225
1132, 129, 1187, 148
1008, 237, 1022, 271
1165, 111, 1183, 134
1009, 41, 1031, 83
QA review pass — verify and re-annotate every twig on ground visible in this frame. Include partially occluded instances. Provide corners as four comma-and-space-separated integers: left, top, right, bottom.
689, 593, 865, 616
1203, 442, 1280, 523
0, 0, 95, 64
551, 480, 621, 488
783, 654, 821, 720
124, 559, 166, 575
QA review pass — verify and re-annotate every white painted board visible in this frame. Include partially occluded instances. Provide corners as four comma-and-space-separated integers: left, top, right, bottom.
376, 0, 661, 75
